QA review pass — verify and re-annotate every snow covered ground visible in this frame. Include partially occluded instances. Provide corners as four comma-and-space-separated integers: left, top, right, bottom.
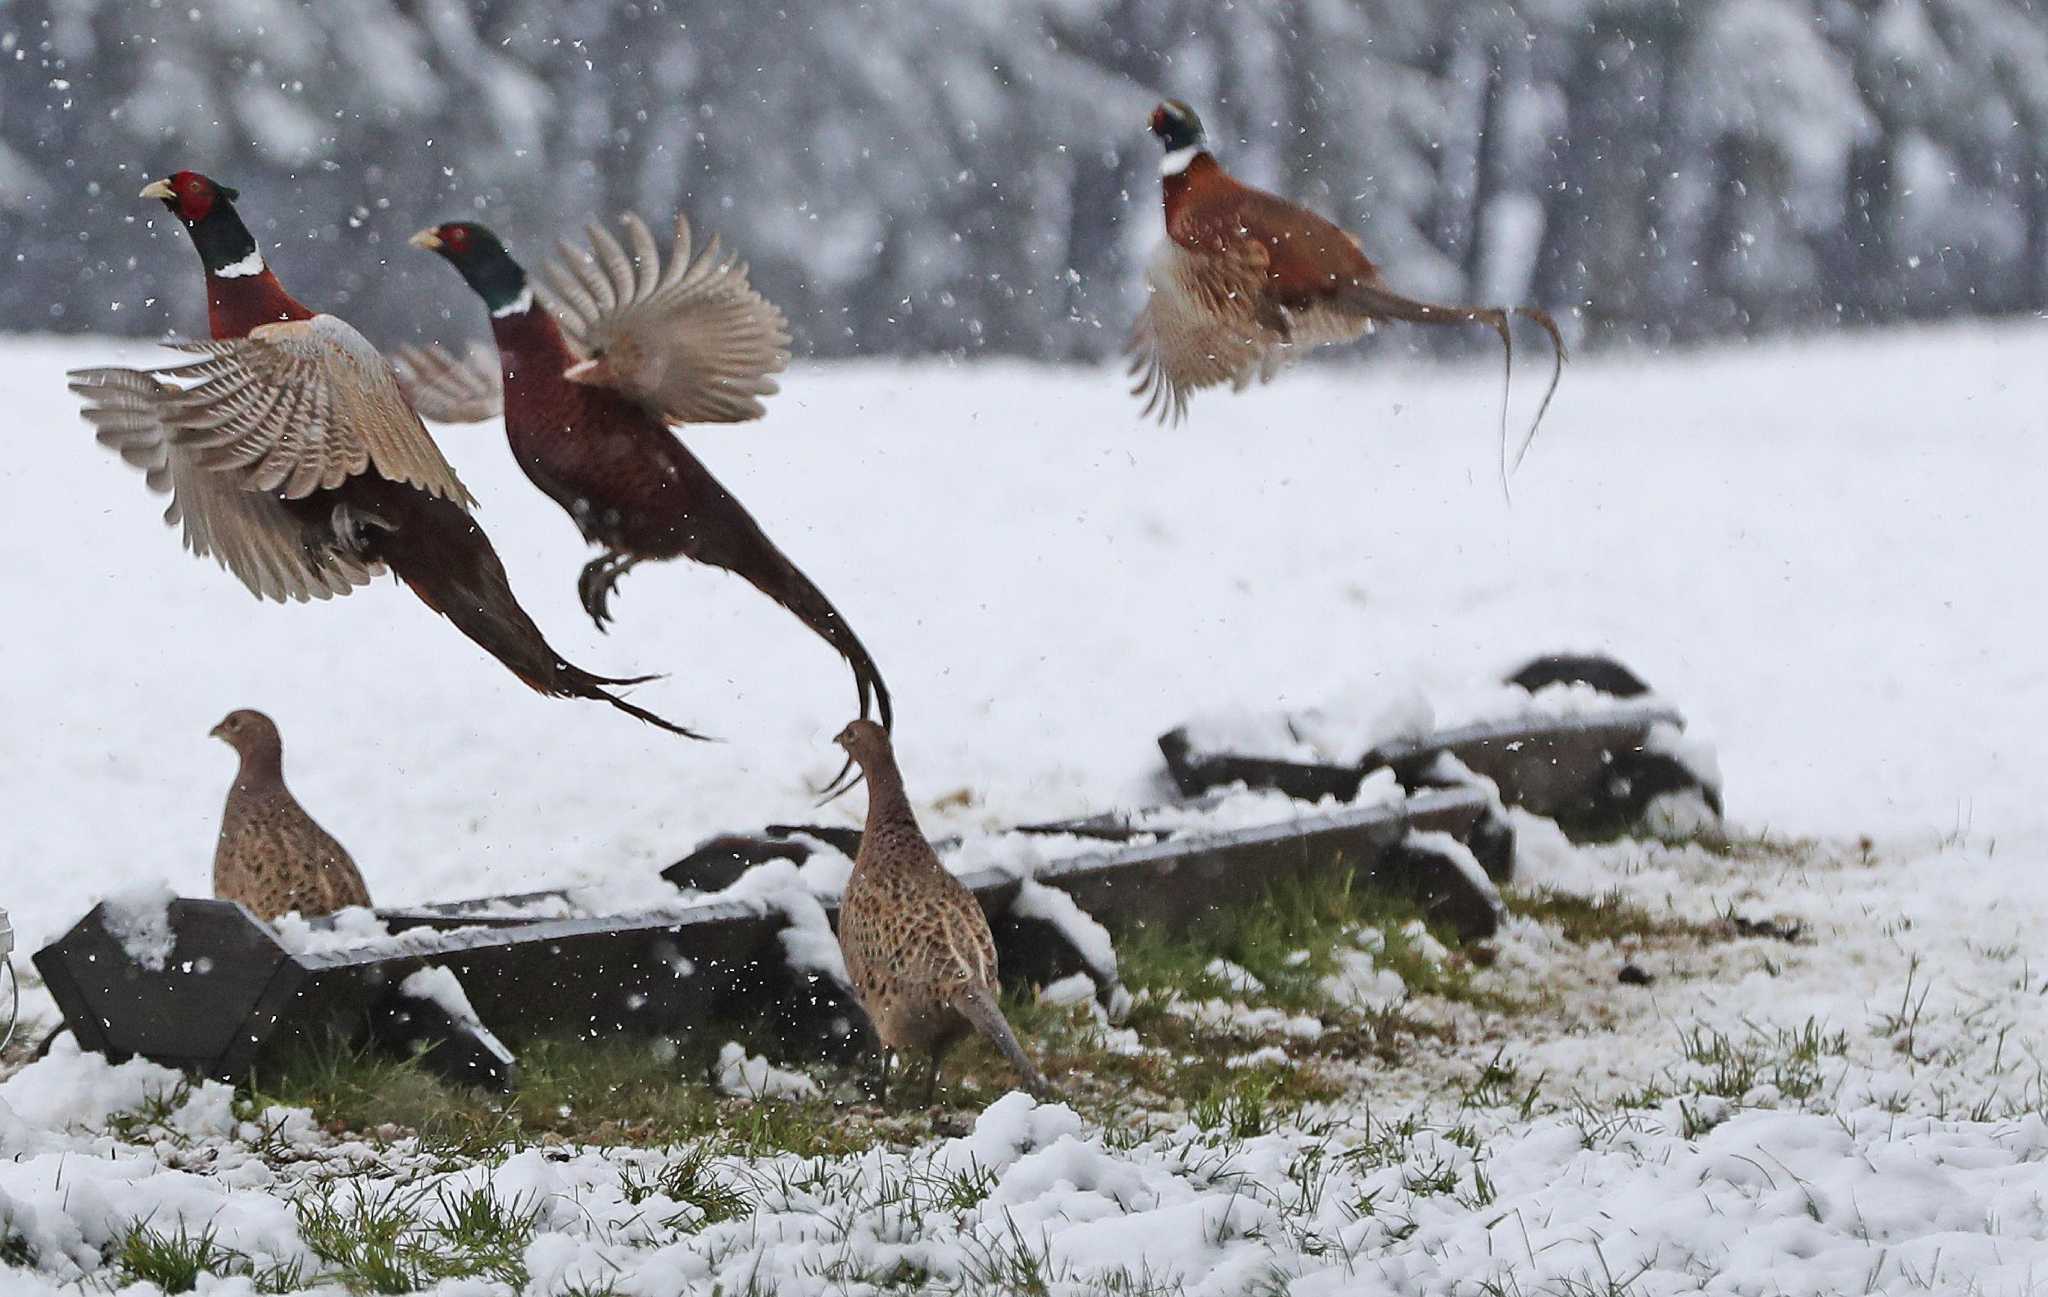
0, 322, 2043, 1293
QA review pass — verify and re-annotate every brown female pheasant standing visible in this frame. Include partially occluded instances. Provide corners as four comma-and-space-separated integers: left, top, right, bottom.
67, 172, 702, 738
399, 219, 890, 773
211, 709, 370, 920
832, 720, 1050, 1105
1127, 101, 1565, 473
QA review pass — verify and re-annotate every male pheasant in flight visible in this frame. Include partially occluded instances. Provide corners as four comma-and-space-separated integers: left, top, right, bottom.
399, 216, 890, 755
69, 172, 701, 738
1127, 101, 1565, 475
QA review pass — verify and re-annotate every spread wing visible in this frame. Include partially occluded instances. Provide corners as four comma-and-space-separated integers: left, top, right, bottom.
1125, 240, 1287, 426
390, 341, 503, 424
158, 315, 476, 508
68, 366, 377, 603
538, 212, 791, 425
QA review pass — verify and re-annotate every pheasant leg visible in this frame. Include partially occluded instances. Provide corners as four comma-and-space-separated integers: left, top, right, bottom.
329, 502, 395, 559
576, 550, 643, 632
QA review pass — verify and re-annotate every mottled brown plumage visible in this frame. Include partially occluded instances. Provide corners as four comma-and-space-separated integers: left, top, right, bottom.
1127, 100, 1565, 476
833, 721, 1049, 1105
210, 710, 370, 921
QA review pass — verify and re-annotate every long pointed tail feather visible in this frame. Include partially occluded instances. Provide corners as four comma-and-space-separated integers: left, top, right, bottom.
955, 983, 1052, 1097
1337, 282, 1566, 488
710, 526, 894, 801
346, 481, 711, 740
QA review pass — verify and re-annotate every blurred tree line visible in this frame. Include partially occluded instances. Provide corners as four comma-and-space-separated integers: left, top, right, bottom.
3, 0, 2044, 359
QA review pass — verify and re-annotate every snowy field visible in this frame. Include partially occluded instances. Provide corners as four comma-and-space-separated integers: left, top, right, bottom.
0, 322, 2044, 1294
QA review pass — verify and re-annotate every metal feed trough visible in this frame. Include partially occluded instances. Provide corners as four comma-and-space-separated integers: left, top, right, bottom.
35, 672, 1702, 1092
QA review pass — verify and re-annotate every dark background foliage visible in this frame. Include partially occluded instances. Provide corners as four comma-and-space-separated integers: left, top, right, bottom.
3, 0, 2043, 359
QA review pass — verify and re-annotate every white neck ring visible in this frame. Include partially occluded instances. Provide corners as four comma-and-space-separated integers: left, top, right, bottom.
214, 248, 266, 278
491, 286, 534, 319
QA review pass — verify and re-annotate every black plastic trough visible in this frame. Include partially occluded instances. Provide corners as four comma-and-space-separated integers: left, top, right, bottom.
33, 899, 521, 1091
36, 784, 1500, 1089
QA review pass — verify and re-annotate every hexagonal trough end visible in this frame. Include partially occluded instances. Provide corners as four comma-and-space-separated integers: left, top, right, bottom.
33, 898, 518, 1092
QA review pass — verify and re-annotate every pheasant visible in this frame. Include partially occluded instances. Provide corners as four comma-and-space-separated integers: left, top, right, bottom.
400, 218, 890, 779
1127, 100, 1566, 477
69, 172, 702, 739
832, 720, 1051, 1106
210, 709, 371, 920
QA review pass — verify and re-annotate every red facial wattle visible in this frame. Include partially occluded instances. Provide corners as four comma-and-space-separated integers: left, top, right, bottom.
167, 171, 217, 224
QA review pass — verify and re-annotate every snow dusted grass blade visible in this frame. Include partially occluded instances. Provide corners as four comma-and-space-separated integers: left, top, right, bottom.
115, 1221, 276, 1294
292, 1181, 541, 1292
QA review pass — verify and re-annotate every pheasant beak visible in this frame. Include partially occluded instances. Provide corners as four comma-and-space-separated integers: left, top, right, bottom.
408, 228, 444, 252
138, 178, 176, 202
208, 722, 227, 741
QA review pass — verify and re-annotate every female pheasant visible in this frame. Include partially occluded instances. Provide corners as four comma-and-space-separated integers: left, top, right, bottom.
401, 218, 891, 757
69, 172, 701, 738
832, 719, 1051, 1106
211, 709, 371, 920
1127, 100, 1566, 475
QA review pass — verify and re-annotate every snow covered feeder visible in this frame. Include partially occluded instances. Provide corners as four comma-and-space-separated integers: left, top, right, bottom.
33, 776, 1510, 1086
35, 897, 518, 1091
1160, 658, 1721, 839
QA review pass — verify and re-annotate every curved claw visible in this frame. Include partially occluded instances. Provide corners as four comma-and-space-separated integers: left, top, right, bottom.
577, 551, 642, 633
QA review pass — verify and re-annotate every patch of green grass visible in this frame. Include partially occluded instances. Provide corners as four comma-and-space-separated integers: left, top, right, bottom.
293, 1181, 542, 1292
1113, 868, 1478, 1013
103, 1076, 199, 1145
947, 987, 1349, 1120
1189, 1071, 1299, 1139
115, 1222, 241, 1294
615, 1146, 753, 1230
940, 865, 1535, 1117
249, 1037, 873, 1157
1506, 886, 1722, 945
1673, 1017, 1848, 1104
113, 1220, 307, 1295
1458, 1048, 1547, 1119
1099, 865, 1520, 1034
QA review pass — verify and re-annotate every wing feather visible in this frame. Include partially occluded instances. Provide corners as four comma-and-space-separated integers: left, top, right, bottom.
544, 211, 791, 425
159, 316, 475, 509
391, 341, 504, 424
1125, 241, 1284, 426
68, 366, 377, 603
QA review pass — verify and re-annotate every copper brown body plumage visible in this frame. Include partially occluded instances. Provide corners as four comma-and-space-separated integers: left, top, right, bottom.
401, 218, 891, 755
67, 172, 702, 739
1127, 101, 1565, 474
210, 710, 370, 921
832, 720, 1051, 1105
